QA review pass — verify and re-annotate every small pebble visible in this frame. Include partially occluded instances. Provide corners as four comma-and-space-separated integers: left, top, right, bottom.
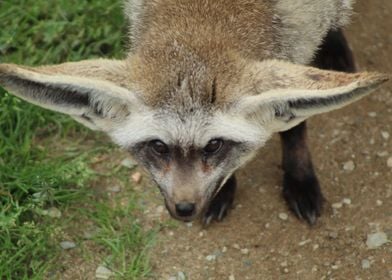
121, 158, 137, 169
298, 239, 311, 246
381, 131, 390, 140
83, 227, 98, 239
332, 202, 343, 209
368, 112, 377, 117
366, 232, 388, 249
206, 255, 216, 261
345, 226, 355, 232
387, 157, 392, 168
233, 244, 241, 250
332, 129, 340, 136
280, 261, 288, 267
243, 260, 253, 266
96, 265, 113, 279
376, 200, 383, 206
329, 232, 339, 239
186, 222, 193, 228
361, 259, 371, 269
156, 205, 165, 214
177, 271, 186, 280
377, 151, 389, 157
279, 213, 288, 221
60, 241, 76, 250
43, 207, 62, 218
131, 172, 142, 183
265, 223, 270, 229
343, 161, 355, 171
241, 248, 249, 255
342, 198, 352, 205
229, 275, 235, 280
107, 185, 121, 193
222, 246, 227, 253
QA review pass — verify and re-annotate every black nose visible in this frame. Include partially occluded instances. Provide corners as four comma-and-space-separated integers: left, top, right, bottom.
175, 202, 196, 217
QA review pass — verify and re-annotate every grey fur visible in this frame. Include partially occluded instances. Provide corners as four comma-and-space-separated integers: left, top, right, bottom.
273, 0, 354, 64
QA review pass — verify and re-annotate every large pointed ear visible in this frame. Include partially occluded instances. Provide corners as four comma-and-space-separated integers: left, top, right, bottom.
235, 60, 389, 133
0, 59, 141, 131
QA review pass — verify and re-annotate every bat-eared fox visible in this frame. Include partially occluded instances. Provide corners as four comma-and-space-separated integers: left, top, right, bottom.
0, 0, 389, 226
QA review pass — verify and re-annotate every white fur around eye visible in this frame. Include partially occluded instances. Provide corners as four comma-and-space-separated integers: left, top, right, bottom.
109, 107, 269, 151
201, 112, 268, 147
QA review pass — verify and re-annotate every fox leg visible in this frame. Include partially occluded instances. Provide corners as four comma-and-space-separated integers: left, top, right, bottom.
203, 175, 236, 226
280, 29, 356, 225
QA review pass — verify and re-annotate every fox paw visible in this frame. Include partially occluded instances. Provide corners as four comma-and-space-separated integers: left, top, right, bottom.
283, 173, 324, 225
202, 175, 236, 226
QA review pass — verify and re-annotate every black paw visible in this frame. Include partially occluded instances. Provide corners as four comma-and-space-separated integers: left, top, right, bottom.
282, 173, 324, 225
203, 175, 236, 226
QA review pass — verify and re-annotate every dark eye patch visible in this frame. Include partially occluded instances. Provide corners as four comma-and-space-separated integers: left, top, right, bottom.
149, 140, 170, 155
203, 139, 224, 155
201, 139, 243, 164
129, 138, 247, 172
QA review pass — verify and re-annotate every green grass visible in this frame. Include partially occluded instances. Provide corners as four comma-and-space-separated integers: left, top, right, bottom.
0, 1, 154, 278
87, 197, 155, 279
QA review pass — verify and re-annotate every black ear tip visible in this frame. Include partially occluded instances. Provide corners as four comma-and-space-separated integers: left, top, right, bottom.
0, 64, 26, 86
377, 73, 390, 84
350, 73, 389, 96
359, 72, 390, 88
0, 64, 17, 75
0, 65, 11, 83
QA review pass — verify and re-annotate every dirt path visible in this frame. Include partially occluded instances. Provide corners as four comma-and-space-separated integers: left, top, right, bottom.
141, 1, 392, 279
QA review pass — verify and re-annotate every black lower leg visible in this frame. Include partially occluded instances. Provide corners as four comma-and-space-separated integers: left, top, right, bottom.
278, 29, 356, 225
280, 122, 323, 225
312, 29, 356, 72
203, 175, 237, 226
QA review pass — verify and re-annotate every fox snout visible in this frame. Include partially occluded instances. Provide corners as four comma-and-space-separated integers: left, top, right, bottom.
160, 180, 220, 221
163, 192, 204, 221
175, 202, 196, 217
160, 175, 237, 224
153, 158, 227, 221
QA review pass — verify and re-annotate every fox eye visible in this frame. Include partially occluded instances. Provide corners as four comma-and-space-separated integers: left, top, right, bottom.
149, 140, 169, 155
203, 139, 224, 155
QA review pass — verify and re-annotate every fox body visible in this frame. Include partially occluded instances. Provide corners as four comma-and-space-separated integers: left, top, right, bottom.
0, 0, 389, 225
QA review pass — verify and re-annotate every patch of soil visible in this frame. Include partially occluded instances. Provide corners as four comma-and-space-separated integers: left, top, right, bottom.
145, 1, 392, 279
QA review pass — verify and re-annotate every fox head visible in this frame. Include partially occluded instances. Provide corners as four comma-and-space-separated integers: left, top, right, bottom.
0, 0, 389, 221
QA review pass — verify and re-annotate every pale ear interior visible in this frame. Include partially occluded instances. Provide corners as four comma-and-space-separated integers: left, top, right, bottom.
0, 59, 141, 131
235, 60, 389, 132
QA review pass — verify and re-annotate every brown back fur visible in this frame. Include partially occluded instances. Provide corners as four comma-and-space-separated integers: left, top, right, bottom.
127, 0, 279, 108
